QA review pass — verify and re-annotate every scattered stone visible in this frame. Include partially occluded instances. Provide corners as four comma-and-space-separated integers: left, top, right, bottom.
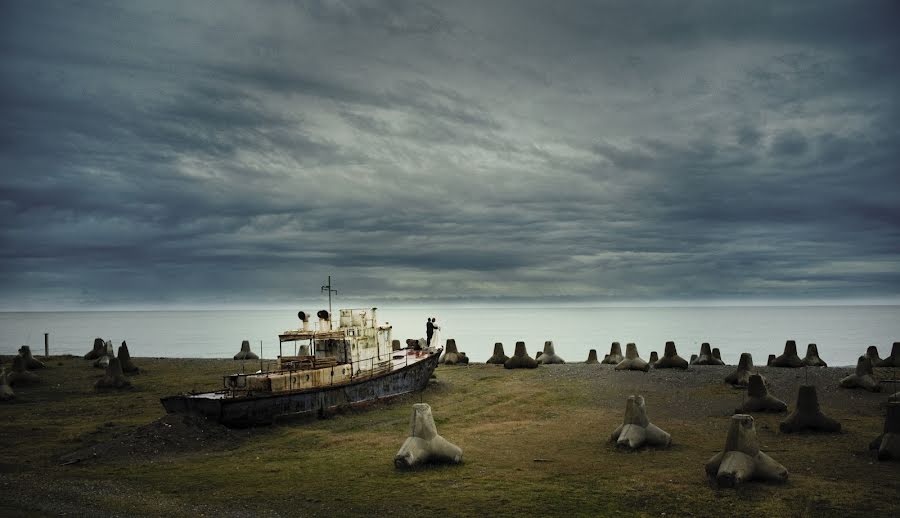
654, 341, 689, 369
615, 343, 650, 372
84, 338, 106, 360
649, 351, 659, 364
779, 385, 841, 434
584, 349, 600, 364
767, 354, 776, 366
725, 353, 765, 388
391, 340, 401, 351
394, 403, 462, 468
0, 369, 14, 401
504, 342, 539, 369
839, 356, 881, 392
802, 343, 827, 367
486, 343, 509, 365
876, 342, 900, 367
537, 341, 565, 364
440, 339, 469, 365
601, 342, 624, 365
610, 395, 671, 449
8, 355, 39, 385
865, 346, 882, 365
118, 341, 139, 374
17, 346, 45, 369
737, 374, 787, 413
233, 340, 259, 361
692, 343, 724, 366
705, 414, 788, 487
869, 402, 900, 461
771, 340, 804, 368
95, 358, 132, 390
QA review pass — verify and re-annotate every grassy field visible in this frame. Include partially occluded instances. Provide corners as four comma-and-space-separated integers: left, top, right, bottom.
0, 355, 898, 517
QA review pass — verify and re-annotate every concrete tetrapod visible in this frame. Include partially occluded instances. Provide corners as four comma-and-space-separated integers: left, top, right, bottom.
486, 343, 509, 365
802, 344, 827, 367
84, 338, 106, 360
690, 354, 698, 365
118, 341, 139, 374
869, 402, 900, 461
93, 341, 114, 369
8, 355, 39, 386
440, 339, 469, 365
535, 352, 543, 360
0, 369, 14, 401
712, 348, 724, 364
17, 346, 45, 369
772, 340, 804, 368
394, 403, 462, 468
649, 351, 659, 364
233, 340, 259, 361
95, 357, 131, 390
725, 353, 765, 388
504, 342, 538, 369
737, 374, 787, 413
615, 343, 650, 372
876, 342, 900, 367
584, 349, 600, 364
601, 342, 624, 365
654, 341, 688, 369
705, 414, 788, 488
839, 356, 881, 392
779, 385, 841, 433
610, 395, 671, 449
537, 341, 565, 364
692, 343, 724, 366
865, 346, 882, 366
767, 354, 776, 367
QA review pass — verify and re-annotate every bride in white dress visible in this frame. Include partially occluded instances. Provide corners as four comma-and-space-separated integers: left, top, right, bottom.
429, 318, 441, 351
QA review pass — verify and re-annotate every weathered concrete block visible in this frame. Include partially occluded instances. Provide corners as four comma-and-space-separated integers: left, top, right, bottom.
771, 340, 804, 368
234, 340, 259, 361
584, 349, 600, 364
118, 341, 139, 374
869, 402, 900, 461
705, 414, 788, 487
0, 369, 14, 401
8, 355, 39, 386
93, 340, 114, 369
779, 385, 840, 433
394, 403, 462, 468
486, 343, 509, 365
615, 343, 650, 372
839, 356, 881, 392
737, 374, 787, 413
865, 345, 882, 365
95, 357, 131, 390
440, 339, 469, 365
655, 341, 688, 369
725, 353, 765, 388
537, 341, 565, 364
84, 338, 106, 360
17, 346, 45, 369
504, 342, 538, 369
610, 395, 671, 449
876, 342, 900, 367
601, 342, 623, 365
692, 343, 724, 366
802, 343, 827, 367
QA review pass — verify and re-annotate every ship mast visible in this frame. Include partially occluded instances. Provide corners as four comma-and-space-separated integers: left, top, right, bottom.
321, 275, 337, 318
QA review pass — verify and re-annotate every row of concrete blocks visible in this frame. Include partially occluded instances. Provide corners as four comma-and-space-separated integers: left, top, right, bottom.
396, 392, 900, 485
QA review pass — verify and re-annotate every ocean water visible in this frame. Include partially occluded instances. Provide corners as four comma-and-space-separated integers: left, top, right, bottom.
1, 305, 898, 367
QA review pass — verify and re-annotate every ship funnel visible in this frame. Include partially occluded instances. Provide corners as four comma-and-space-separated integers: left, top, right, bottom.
317, 310, 331, 331
298, 311, 310, 331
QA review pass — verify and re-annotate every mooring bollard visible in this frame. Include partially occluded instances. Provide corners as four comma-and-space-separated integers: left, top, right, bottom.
44, 333, 49, 358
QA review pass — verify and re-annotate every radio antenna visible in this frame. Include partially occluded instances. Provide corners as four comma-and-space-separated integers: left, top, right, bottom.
321, 275, 337, 317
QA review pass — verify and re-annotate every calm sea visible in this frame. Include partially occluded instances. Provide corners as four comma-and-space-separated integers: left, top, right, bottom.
1, 306, 898, 367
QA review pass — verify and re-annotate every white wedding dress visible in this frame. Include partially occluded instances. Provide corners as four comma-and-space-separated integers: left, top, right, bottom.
429, 327, 441, 350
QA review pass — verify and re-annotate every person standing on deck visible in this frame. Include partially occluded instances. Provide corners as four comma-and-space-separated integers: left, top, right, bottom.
426, 317, 434, 347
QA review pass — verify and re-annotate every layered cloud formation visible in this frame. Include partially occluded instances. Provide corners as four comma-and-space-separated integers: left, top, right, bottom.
2, 1, 899, 308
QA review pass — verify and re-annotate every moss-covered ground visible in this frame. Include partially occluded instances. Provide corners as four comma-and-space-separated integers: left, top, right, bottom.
0, 356, 898, 517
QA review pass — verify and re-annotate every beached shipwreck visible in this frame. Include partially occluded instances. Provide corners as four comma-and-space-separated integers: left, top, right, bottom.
162, 308, 440, 426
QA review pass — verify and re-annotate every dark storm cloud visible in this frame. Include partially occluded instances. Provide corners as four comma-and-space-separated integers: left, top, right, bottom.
1, 0, 899, 308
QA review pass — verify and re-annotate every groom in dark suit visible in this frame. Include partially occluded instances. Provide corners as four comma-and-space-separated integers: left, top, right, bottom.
426, 317, 434, 346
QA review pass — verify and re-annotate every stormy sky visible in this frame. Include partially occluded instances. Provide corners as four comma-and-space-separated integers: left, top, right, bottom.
2, 1, 899, 309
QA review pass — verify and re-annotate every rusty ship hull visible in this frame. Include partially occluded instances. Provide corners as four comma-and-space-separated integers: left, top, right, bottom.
161, 350, 440, 427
